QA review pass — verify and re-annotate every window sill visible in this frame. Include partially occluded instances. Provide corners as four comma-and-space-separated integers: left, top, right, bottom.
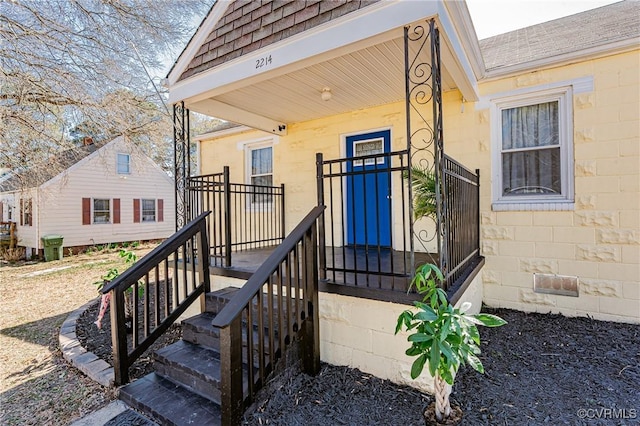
492, 200, 574, 212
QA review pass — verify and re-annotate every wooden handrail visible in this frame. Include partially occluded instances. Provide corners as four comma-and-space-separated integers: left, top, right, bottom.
214, 205, 323, 426
104, 211, 211, 385
211, 205, 324, 328
101, 211, 210, 294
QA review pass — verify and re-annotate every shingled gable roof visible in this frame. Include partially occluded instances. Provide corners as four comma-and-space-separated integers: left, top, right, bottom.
176, 0, 381, 82
0, 139, 110, 192
480, 0, 640, 74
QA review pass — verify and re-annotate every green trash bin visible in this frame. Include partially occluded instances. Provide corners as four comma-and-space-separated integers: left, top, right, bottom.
42, 235, 64, 261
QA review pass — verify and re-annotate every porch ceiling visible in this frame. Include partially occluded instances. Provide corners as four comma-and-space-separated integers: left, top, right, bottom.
191, 36, 456, 125
188, 35, 456, 131
172, 0, 483, 135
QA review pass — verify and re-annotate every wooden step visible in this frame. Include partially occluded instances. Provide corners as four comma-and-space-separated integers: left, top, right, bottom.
119, 373, 221, 426
153, 340, 221, 404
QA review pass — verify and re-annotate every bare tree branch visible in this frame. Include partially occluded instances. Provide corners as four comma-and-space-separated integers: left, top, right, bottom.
0, 0, 212, 185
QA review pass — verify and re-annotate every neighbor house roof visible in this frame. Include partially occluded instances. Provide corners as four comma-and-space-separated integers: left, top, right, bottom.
0, 140, 109, 192
480, 0, 640, 74
192, 121, 248, 141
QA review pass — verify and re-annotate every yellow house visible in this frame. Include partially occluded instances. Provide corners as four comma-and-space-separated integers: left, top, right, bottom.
172, 0, 639, 322
110, 1, 638, 423
173, 0, 639, 358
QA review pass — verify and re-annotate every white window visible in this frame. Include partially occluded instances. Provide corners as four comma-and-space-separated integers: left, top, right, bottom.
246, 143, 273, 205
141, 199, 156, 222
117, 153, 130, 174
93, 199, 110, 223
21, 198, 32, 226
492, 87, 573, 210
353, 138, 385, 166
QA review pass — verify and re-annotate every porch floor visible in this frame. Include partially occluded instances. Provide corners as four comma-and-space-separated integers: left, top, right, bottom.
209, 246, 436, 305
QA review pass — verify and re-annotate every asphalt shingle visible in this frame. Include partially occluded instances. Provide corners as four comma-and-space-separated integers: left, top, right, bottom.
480, 1, 640, 71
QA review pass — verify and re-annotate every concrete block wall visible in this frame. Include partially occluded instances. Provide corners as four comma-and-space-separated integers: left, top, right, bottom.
203, 274, 484, 392
444, 50, 640, 323
319, 272, 483, 393
319, 291, 433, 393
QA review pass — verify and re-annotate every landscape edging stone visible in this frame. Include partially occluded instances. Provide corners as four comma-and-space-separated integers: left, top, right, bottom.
59, 298, 115, 388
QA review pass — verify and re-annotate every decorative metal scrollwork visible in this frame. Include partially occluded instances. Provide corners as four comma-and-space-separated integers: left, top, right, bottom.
173, 101, 190, 230
404, 20, 444, 266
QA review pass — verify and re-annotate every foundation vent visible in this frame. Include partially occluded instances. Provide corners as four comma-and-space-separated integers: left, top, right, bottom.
533, 273, 579, 297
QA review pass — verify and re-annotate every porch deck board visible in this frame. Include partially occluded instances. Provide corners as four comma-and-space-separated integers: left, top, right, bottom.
209, 246, 436, 305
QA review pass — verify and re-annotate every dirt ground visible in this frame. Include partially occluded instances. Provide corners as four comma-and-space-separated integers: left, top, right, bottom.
0, 245, 154, 425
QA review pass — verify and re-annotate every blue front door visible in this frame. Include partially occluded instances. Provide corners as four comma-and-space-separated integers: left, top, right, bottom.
346, 130, 392, 247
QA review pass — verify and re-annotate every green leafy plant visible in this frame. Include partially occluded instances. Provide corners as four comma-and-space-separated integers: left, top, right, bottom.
94, 249, 139, 291
94, 249, 141, 332
404, 165, 437, 220
395, 263, 506, 423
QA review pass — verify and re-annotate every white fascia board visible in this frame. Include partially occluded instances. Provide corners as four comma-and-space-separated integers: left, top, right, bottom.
441, 0, 485, 80
483, 38, 639, 81
169, 0, 442, 105
168, 0, 233, 85
190, 99, 288, 135
193, 125, 252, 141
435, 3, 480, 101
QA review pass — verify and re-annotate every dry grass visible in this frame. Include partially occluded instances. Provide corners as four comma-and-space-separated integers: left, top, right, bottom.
0, 245, 155, 425
0, 247, 26, 262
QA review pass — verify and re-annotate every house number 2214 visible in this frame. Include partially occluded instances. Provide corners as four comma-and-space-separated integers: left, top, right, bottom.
255, 55, 273, 69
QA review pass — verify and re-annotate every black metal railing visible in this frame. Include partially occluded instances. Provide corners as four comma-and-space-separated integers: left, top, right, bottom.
101, 212, 211, 385
211, 206, 324, 426
316, 148, 481, 296
187, 166, 285, 267
403, 19, 482, 296
317, 151, 417, 292
441, 155, 480, 290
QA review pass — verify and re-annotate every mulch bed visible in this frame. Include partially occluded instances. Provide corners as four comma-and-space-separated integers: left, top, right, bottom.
76, 304, 640, 425
242, 308, 640, 425
76, 299, 182, 380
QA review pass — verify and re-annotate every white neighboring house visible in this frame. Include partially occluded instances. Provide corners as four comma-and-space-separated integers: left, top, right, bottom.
0, 137, 175, 258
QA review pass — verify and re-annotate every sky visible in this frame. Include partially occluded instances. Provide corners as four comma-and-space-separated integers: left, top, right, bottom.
465, 0, 622, 39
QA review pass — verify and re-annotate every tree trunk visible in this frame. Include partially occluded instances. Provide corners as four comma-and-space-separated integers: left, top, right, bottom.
434, 372, 452, 422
